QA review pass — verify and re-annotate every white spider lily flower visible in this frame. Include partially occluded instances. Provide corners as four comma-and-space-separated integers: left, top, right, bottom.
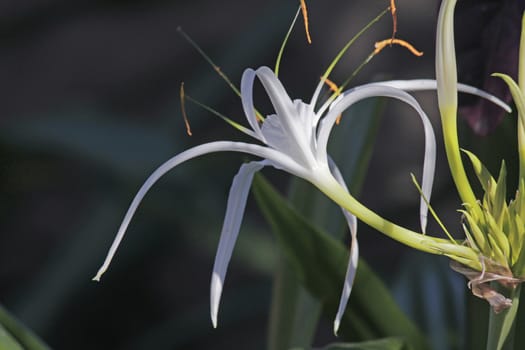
93, 65, 507, 335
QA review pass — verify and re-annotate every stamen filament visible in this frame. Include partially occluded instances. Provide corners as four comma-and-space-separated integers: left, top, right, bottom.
177, 27, 241, 98
314, 7, 390, 114
178, 27, 265, 122
183, 94, 256, 138
322, 77, 343, 124
275, 7, 302, 77
319, 38, 422, 116
320, 7, 390, 85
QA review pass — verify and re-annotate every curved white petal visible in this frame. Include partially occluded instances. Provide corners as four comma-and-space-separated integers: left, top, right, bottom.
255, 66, 296, 120
261, 114, 292, 153
334, 228, 359, 336
210, 160, 266, 328
368, 79, 511, 113
310, 77, 328, 111
241, 68, 266, 141
328, 157, 357, 246
328, 158, 358, 335
255, 66, 317, 168
318, 85, 436, 233
93, 141, 308, 282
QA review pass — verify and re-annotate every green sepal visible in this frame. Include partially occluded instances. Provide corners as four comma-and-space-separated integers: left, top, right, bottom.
505, 205, 521, 266
459, 209, 489, 254
493, 73, 525, 127
511, 213, 525, 276
515, 179, 525, 217
462, 149, 496, 195
484, 207, 511, 266
484, 224, 509, 267
460, 223, 480, 253
492, 161, 507, 222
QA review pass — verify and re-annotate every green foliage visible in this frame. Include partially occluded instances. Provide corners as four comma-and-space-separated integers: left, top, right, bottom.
0, 305, 50, 350
267, 95, 384, 350
252, 174, 429, 350
290, 337, 408, 350
320, 337, 408, 350
0, 325, 24, 350
487, 284, 521, 350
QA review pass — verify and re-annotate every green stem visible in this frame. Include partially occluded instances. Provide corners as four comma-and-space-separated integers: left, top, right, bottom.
487, 284, 521, 350
519, 11, 525, 184
316, 174, 481, 269
518, 118, 525, 182
435, 0, 481, 217
441, 107, 481, 217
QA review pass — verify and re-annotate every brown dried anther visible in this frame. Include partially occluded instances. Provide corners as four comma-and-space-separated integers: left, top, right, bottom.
450, 260, 523, 313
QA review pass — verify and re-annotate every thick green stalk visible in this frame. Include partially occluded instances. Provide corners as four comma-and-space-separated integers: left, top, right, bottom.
435, 0, 480, 214
441, 107, 480, 211
518, 12, 525, 183
518, 119, 525, 182
314, 174, 481, 269
486, 284, 521, 350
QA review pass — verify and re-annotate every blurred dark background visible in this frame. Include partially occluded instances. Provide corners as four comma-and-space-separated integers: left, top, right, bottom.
0, 0, 520, 349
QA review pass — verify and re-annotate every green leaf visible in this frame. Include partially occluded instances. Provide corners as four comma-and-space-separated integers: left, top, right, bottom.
0, 324, 24, 350
460, 210, 488, 253
487, 284, 521, 350
320, 337, 408, 350
252, 174, 429, 350
466, 293, 490, 350
0, 305, 50, 350
513, 283, 525, 350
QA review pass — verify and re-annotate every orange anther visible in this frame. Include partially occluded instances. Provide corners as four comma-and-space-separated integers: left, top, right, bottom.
300, 0, 312, 44
321, 77, 342, 124
323, 77, 340, 95
374, 38, 423, 57
390, 0, 397, 41
180, 82, 193, 136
